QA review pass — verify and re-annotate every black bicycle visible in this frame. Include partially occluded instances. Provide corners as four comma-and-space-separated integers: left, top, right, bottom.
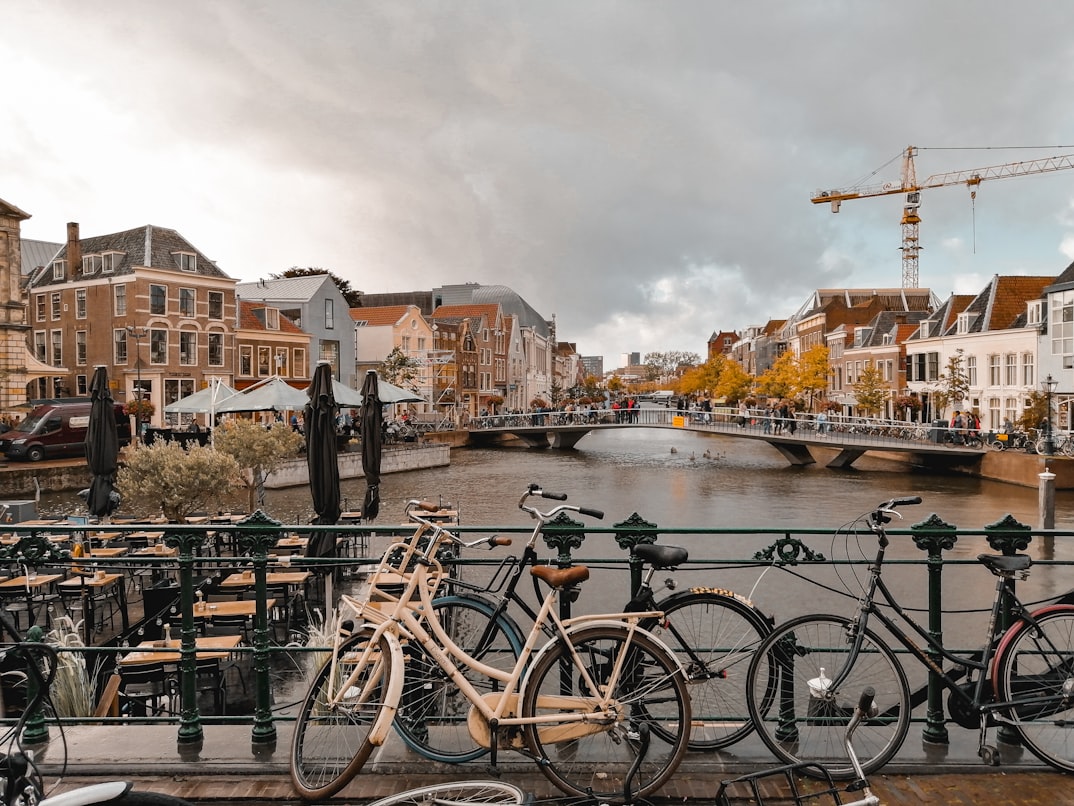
392, 483, 773, 762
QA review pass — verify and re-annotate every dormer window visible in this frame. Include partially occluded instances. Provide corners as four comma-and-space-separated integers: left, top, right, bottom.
1028, 300, 1042, 326
174, 252, 197, 272
264, 308, 279, 330
82, 255, 102, 275
882, 333, 894, 346
918, 321, 932, 339
957, 312, 977, 334
102, 252, 122, 273
51, 260, 65, 280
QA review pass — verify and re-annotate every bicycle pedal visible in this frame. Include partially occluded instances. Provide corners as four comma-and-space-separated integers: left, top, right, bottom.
979, 744, 1000, 766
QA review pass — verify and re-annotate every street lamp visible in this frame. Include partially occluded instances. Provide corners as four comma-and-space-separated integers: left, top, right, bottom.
126, 326, 148, 436
1042, 373, 1059, 456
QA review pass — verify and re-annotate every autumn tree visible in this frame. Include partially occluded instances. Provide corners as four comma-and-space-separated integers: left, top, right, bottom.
853, 363, 889, 416
797, 345, 830, 412
714, 360, 753, 404
273, 268, 362, 307
214, 418, 304, 512
755, 350, 798, 400
117, 441, 242, 522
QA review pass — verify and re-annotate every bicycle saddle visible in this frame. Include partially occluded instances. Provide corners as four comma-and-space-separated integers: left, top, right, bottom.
531, 564, 590, 588
634, 544, 688, 569
977, 553, 1031, 575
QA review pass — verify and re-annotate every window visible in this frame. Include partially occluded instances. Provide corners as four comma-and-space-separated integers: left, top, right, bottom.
76, 331, 87, 365
82, 255, 102, 275
51, 292, 61, 320
35, 295, 45, 322
417, 337, 426, 351
179, 331, 197, 365
179, 288, 195, 317
1022, 353, 1035, 386
51, 261, 65, 280
1051, 290, 1074, 359
319, 341, 339, 376
114, 330, 128, 363
293, 348, 306, 379
239, 345, 253, 376
75, 289, 87, 319
1002, 353, 1017, 386
207, 333, 223, 366
1028, 300, 1042, 325
174, 252, 197, 272
33, 332, 46, 362
114, 284, 127, 316
76, 375, 87, 396
150, 284, 167, 315
208, 291, 223, 320
163, 380, 195, 425
50, 330, 62, 366
258, 347, 271, 377
988, 355, 1001, 386
927, 352, 939, 382
275, 348, 288, 376
264, 308, 279, 330
324, 299, 334, 329
102, 252, 120, 273
401, 336, 411, 351
150, 329, 167, 364
957, 313, 976, 334
966, 355, 977, 386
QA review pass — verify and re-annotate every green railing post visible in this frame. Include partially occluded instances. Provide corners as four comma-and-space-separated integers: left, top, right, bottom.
541, 512, 587, 693
237, 510, 282, 748
612, 513, 659, 598
21, 624, 48, 745
985, 513, 1032, 747
773, 631, 799, 743
168, 526, 207, 746
911, 513, 957, 746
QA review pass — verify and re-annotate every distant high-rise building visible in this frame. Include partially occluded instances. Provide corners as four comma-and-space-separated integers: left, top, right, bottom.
580, 355, 604, 378
620, 352, 641, 369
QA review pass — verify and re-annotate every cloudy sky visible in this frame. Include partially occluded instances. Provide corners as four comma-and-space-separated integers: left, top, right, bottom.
6, 2, 1074, 365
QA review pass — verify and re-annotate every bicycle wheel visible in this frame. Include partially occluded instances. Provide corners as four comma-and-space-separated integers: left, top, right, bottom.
644, 589, 771, 749
290, 627, 396, 800
365, 781, 524, 806
393, 594, 524, 762
746, 614, 909, 779
521, 625, 690, 801
994, 608, 1074, 772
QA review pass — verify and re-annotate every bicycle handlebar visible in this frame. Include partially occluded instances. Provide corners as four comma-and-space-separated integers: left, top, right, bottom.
520, 484, 604, 522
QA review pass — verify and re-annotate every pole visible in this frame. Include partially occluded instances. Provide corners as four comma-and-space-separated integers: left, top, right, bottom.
127, 326, 148, 440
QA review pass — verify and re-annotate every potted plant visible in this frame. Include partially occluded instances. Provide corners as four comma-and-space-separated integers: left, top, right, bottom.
122, 398, 156, 421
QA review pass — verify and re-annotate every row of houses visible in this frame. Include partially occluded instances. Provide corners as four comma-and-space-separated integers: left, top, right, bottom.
0, 199, 585, 425
720, 268, 1074, 432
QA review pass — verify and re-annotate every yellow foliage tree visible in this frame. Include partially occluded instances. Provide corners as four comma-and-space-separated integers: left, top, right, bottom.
755, 350, 798, 400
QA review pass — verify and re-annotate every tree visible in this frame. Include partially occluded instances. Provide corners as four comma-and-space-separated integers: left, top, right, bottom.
272, 268, 362, 307
714, 360, 753, 404
213, 418, 304, 512
606, 375, 625, 394
755, 350, 797, 400
380, 347, 421, 390
853, 363, 889, 416
116, 441, 242, 522
797, 345, 830, 412
1019, 389, 1050, 433
644, 351, 701, 382
934, 351, 970, 420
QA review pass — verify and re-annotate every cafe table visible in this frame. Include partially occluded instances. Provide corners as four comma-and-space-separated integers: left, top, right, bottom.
119, 634, 243, 666
0, 574, 63, 628
58, 571, 129, 633
87, 547, 128, 558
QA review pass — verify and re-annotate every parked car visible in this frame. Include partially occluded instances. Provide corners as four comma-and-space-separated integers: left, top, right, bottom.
0, 399, 132, 461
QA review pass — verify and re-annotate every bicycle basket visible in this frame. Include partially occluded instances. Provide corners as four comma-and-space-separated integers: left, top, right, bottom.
715, 762, 849, 806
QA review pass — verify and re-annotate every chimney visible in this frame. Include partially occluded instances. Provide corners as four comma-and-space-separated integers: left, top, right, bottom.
66, 223, 81, 275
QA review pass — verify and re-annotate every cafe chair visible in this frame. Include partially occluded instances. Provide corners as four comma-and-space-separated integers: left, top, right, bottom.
203, 613, 250, 642
195, 657, 228, 715
118, 663, 176, 717
57, 583, 119, 632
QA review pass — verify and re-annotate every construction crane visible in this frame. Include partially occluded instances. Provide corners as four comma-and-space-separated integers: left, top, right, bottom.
811, 145, 1074, 288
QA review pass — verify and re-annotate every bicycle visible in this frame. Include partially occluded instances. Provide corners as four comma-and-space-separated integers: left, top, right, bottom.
393, 484, 772, 763
288, 497, 692, 802
716, 688, 879, 806
364, 781, 524, 806
0, 613, 192, 806
745, 495, 1074, 778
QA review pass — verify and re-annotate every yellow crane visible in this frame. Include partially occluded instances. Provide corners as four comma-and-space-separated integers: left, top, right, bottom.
811, 145, 1074, 288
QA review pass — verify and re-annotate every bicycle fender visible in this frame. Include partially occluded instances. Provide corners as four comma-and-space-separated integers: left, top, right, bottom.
990, 603, 1074, 691
367, 631, 406, 747
41, 782, 132, 806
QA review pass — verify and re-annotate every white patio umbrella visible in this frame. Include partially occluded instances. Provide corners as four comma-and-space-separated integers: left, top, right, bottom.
215, 376, 309, 413
375, 378, 425, 404
164, 379, 239, 414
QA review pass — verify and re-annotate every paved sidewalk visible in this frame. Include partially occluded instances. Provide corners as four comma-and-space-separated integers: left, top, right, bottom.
33, 724, 1074, 804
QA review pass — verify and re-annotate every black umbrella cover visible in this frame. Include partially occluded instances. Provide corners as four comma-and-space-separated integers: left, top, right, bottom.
360, 370, 383, 521
85, 366, 120, 517
305, 363, 341, 559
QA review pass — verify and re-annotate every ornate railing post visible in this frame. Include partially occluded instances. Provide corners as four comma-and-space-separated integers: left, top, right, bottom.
911, 513, 957, 745
236, 510, 282, 748
612, 513, 659, 598
985, 513, 1032, 747
541, 512, 587, 693
21, 625, 48, 745
166, 525, 207, 746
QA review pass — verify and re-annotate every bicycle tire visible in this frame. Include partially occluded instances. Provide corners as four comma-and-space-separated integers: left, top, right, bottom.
520, 625, 690, 801
364, 781, 524, 806
642, 589, 772, 749
290, 627, 395, 800
393, 594, 524, 762
994, 607, 1074, 772
746, 614, 910, 779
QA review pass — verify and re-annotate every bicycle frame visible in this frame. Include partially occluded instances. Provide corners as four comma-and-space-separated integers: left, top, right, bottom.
327, 524, 670, 751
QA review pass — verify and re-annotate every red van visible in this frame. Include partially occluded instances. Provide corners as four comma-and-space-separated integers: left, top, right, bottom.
0, 399, 132, 461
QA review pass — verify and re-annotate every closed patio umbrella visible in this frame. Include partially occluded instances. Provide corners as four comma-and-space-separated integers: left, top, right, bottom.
84, 366, 120, 519
304, 363, 341, 599
360, 370, 383, 521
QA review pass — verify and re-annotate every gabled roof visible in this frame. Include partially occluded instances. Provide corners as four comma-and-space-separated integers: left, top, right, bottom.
935, 276, 1051, 336
31, 225, 230, 288
237, 274, 335, 302
349, 305, 413, 327
0, 198, 31, 220
238, 300, 305, 335
20, 239, 62, 277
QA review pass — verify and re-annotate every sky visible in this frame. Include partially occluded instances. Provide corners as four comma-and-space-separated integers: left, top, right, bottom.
6, 2, 1074, 367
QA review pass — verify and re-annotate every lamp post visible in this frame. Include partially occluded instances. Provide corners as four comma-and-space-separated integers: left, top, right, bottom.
1042, 373, 1058, 456
126, 326, 148, 437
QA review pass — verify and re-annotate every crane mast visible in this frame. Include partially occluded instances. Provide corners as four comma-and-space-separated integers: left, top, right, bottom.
811, 145, 1074, 288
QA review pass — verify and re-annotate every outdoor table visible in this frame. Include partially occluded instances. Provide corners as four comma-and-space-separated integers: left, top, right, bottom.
195, 599, 274, 618
119, 634, 242, 666
219, 571, 310, 589
87, 547, 128, 558
58, 572, 129, 633
16, 519, 61, 527
133, 544, 177, 586
0, 574, 63, 628
87, 531, 123, 547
